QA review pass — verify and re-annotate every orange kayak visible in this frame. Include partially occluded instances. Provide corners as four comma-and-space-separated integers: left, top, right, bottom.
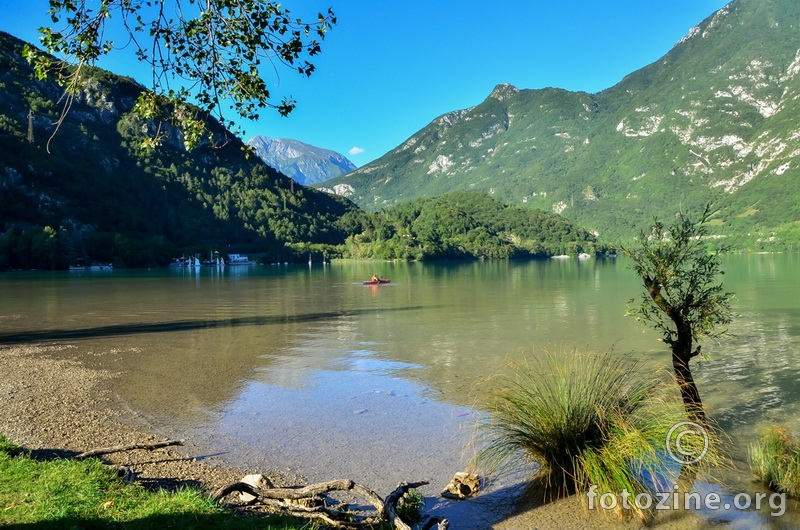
363, 279, 391, 285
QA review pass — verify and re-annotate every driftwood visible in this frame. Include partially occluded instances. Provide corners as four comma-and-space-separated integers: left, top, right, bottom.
72, 439, 185, 485
213, 478, 385, 528
73, 439, 451, 528
213, 477, 450, 529
441, 472, 480, 500
385, 481, 451, 530
75, 439, 184, 459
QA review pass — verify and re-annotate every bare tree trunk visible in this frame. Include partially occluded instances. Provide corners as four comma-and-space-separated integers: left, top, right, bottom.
672, 351, 705, 425
672, 341, 704, 496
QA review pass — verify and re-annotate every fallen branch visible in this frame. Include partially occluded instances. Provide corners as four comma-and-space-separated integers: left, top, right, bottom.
213, 477, 448, 529
213, 478, 379, 504
385, 481, 429, 530
70, 439, 452, 528
75, 439, 184, 459
257, 498, 383, 529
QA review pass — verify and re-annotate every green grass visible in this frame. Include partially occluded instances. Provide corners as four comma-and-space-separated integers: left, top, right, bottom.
0, 434, 308, 529
473, 348, 726, 520
749, 425, 800, 498
395, 488, 425, 524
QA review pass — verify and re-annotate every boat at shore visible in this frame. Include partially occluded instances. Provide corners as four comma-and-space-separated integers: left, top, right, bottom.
170, 256, 201, 267
226, 254, 256, 265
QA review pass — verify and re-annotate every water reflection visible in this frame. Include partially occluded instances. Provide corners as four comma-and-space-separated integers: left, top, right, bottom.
2, 256, 800, 526
0, 308, 424, 344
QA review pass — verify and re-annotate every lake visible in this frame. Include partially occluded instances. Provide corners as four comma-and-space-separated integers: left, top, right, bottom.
1, 255, 799, 527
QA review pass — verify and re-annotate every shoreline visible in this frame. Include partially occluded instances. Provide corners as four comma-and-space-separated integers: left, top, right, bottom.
1, 342, 712, 529
0, 343, 299, 498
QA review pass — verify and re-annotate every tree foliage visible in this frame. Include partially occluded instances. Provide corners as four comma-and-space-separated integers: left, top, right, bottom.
23, 0, 336, 148
624, 205, 733, 349
340, 191, 613, 261
622, 205, 734, 421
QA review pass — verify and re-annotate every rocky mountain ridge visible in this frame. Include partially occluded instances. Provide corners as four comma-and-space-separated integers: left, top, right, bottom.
247, 136, 356, 185
318, 0, 800, 249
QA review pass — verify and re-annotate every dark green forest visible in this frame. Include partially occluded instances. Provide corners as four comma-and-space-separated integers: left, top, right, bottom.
0, 30, 354, 269
0, 184, 609, 269
0, 31, 608, 270
338, 192, 611, 261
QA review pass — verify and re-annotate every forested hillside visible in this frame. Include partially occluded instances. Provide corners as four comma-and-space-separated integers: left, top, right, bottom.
0, 31, 357, 269
339, 192, 610, 260
0, 31, 611, 269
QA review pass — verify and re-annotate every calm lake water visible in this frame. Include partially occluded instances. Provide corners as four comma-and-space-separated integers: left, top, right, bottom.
1, 255, 799, 527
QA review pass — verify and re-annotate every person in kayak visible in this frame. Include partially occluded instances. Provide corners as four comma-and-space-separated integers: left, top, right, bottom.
370, 273, 380, 282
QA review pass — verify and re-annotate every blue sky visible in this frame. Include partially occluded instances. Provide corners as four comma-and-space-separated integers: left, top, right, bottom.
1, 1, 730, 166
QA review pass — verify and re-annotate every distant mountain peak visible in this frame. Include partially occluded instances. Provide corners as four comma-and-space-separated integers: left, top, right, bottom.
489, 83, 520, 101
246, 136, 356, 185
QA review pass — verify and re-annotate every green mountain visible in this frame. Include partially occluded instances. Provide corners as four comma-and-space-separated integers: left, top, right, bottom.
0, 31, 358, 268
318, 0, 800, 250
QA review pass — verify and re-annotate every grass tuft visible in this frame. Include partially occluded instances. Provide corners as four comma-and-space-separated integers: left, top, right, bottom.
0, 434, 22, 457
396, 488, 425, 524
749, 425, 800, 498
473, 348, 726, 520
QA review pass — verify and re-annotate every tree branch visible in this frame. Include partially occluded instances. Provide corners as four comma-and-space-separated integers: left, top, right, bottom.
75, 439, 184, 459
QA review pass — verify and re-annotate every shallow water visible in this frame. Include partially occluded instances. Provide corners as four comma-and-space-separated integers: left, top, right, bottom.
1, 256, 800, 527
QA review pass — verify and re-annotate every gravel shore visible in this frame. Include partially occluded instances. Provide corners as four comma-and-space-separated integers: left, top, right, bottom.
0, 343, 296, 497
1, 342, 711, 529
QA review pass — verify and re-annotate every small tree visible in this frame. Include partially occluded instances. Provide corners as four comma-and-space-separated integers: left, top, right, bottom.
622, 205, 733, 423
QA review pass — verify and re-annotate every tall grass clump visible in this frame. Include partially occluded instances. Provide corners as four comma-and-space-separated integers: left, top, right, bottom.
473, 348, 725, 520
749, 425, 800, 498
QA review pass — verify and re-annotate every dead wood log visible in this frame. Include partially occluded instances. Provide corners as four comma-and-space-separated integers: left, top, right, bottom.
215, 479, 367, 501
75, 439, 184, 459
257, 497, 383, 529
383, 481, 449, 530
286, 511, 365, 529
213, 478, 385, 513
213, 478, 449, 529
212, 481, 261, 503
421, 517, 450, 530
385, 481, 430, 530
